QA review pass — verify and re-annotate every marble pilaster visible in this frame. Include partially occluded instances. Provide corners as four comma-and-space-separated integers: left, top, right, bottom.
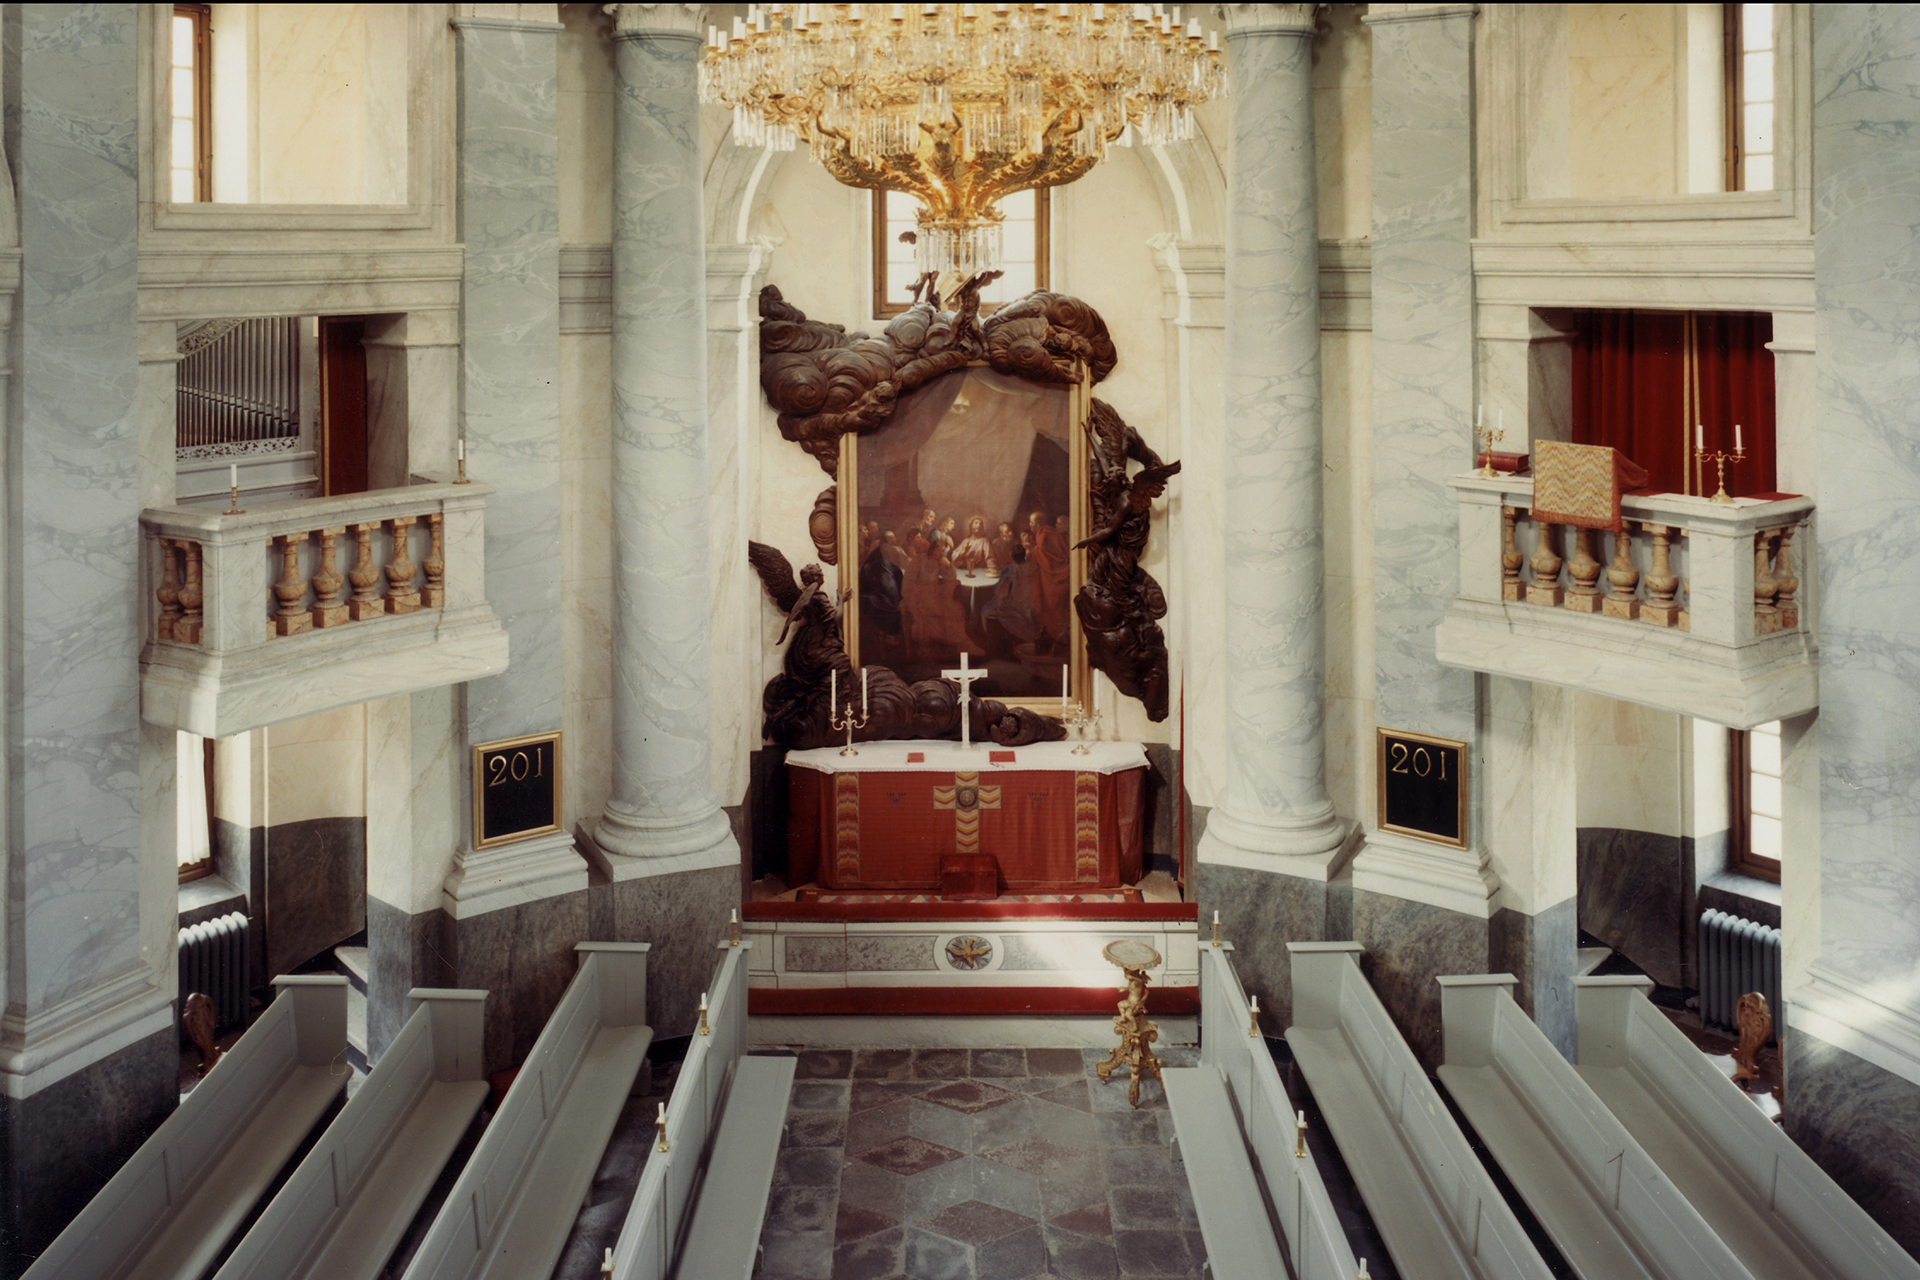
587, 3, 739, 883
1793, 4, 1920, 1136
442, 7, 587, 927
1197, 5, 1346, 886
1, 3, 176, 1253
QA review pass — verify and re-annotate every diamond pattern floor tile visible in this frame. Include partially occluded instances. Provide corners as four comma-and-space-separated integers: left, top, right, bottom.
852, 1134, 967, 1176
981, 1134, 1092, 1175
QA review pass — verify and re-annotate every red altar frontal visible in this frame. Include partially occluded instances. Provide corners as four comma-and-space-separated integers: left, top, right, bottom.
787, 741, 1148, 893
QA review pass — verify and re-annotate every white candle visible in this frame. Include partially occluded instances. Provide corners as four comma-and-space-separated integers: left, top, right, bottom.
1061, 664, 1069, 708
1735, 422, 1742, 451
1213, 909, 1219, 926
699, 992, 708, 1011
731, 908, 738, 925
1498, 408, 1504, 436
657, 1102, 666, 1121
1297, 1109, 1306, 1125
862, 668, 868, 716
1250, 995, 1259, 1013
1697, 422, 1704, 450
830, 667, 838, 711
1475, 403, 1483, 428
459, 439, 466, 462
229, 463, 237, 489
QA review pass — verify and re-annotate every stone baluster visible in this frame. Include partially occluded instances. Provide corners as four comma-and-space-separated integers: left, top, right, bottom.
1527, 517, 1564, 607
177, 540, 204, 645
1500, 506, 1524, 602
272, 531, 312, 636
1642, 524, 1679, 626
1602, 522, 1640, 620
1566, 527, 1602, 612
311, 526, 348, 627
156, 538, 181, 641
1775, 526, 1800, 630
348, 522, 384, 620
421, 513, 446, 608
1754, 529, 1781, 635
384, 516, 420, 613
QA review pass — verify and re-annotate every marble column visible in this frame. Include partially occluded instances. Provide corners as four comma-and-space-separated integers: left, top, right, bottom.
1352, 3, 1501, 1067
440, 5, 588, 1073
0, 6, 175, 1262
1194, 5, 1349, 1028
1788, 4, 1920, 1253
584, 2, 738, 1040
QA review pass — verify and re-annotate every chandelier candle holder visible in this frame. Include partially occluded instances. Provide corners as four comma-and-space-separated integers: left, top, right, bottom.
1696, 421, 1746, 505
700, 4, 1225, 277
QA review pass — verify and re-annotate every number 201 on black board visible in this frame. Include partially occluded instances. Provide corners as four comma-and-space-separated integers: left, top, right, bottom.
472, 732, 563, 850
1376, 727, 1467, 849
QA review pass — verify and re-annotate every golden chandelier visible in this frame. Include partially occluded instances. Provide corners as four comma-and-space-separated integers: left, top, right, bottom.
700, 4, 1224, 279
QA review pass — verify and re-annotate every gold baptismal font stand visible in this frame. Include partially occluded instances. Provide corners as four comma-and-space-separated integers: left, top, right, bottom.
1096, 939, 1165, 1108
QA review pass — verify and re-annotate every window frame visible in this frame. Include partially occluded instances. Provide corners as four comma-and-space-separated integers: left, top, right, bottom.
1725, 3, 1777, 194
1728, 725, 1782, 883
178, 735, 216, 884
871, 187, 1051, 320
171, 3, 212, 204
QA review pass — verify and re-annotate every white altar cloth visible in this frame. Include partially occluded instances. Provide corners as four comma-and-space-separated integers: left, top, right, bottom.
787, 739, 1148, 775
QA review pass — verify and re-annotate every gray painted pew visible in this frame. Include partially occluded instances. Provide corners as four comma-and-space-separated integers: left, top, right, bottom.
401, 942, 653, 1280
611, 941, 795, 1280
212, 988, 490, 1280
1436, 974, 1756, 1280
1162, 941, 1356, 1280
1576, 976, 1920, 1280
24, 976, 349, 1280
1286, 942, 1553, 1280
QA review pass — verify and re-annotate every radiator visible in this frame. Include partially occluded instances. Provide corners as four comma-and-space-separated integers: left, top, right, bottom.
1698, 908, 1782, 1042
178, 911, 250, 1032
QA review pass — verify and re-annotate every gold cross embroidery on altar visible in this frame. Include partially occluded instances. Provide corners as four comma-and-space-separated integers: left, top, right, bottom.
932, 771, 1001, 854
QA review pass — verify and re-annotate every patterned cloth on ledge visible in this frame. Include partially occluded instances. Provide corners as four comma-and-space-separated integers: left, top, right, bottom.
1531, 440, 1650, 533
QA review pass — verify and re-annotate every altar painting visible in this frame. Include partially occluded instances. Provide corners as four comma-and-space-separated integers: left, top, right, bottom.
844, 366, 1081, 700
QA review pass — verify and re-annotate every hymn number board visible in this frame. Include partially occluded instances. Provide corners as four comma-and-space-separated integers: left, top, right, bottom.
473, 732, 562, 849
1376, 728, 1468, 849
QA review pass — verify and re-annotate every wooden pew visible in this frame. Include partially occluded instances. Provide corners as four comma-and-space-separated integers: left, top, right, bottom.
1162, 941, 1358, 1280
1285, 942, 1553, 1280
1576, 976, 1920, 1280
400, 943, 653, 1280
1436, 974, 1756, 1280
609, 941, 796, 1280
211, 988, 490, 1280
23, 976, 349, 1280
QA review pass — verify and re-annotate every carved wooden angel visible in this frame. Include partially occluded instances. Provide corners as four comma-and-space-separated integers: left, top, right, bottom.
1733, 991, 1772, 1086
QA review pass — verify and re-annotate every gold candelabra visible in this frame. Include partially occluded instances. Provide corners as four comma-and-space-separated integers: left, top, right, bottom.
1476, 421, 1505, 478
831, 699, 869, 756
1696, 443, 1746, 505
1062, 702, 1096, 755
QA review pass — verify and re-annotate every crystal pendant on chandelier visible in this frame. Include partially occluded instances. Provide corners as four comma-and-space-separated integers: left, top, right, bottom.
699, 3, 1225, 279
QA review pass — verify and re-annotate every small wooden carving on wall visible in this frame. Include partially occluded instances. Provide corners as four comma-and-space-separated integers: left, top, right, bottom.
752, 280, 1176, 744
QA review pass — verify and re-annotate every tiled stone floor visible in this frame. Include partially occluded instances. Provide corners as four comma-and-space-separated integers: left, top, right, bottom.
760, 1045, 1209, 1280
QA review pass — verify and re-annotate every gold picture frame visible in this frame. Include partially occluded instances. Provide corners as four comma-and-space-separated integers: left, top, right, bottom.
472, 730, 563, 850
1375, 727, 1469, 849
837, 361, 1092, 717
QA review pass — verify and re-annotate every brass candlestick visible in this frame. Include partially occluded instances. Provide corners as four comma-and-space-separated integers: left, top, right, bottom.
1248, 994, 1260, 1039
1062, 702, 1095, 755
830, 699, 869, 756
1095, 940, 1165, 1108
1295, 1108, 1309, 1158
729, 910, 740, 947
226, 478, 244, 516
698, 993, 710, 1036
655, 1103, 669, 1153
1475, 422, 1505, 477
1696, 443, 1746, 504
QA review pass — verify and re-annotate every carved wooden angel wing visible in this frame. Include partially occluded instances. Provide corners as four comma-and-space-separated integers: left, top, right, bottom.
747, 540, 803, 615
1126, 461, 1183, 513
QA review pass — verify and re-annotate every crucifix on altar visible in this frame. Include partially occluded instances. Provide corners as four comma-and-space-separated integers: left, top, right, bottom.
941, 650, 990, 748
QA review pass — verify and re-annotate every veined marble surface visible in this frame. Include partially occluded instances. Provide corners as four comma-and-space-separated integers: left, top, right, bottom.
1201, 13, 1341, 861
599, 27, 735, 864
10, 4, 150, 1034
1809, 4, 1920, 1011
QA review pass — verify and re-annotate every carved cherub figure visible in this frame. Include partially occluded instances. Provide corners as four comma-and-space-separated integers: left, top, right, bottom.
182, 992, 222, 1078
1733, 991, 1773, 1086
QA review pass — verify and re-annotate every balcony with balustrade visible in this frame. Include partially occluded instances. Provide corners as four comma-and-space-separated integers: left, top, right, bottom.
1435, 473, 1815, 728
140, 475, 508, 737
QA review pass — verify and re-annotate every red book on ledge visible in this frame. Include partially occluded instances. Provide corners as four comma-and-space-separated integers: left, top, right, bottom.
1476, 450, 1531, 473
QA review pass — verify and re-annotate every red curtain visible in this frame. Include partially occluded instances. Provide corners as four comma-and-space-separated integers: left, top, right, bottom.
1571, 311, 1777, 496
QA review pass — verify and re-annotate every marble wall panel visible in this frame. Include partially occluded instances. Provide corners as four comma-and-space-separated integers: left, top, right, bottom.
255, 5, 380, 203
268, 705, 367, 826
1566, 2, 1679, 199
1352, 888, 1493, 1070
589, 865, 737, 1040
1576, 826, 1695, 990
1190, 858, 1336, 1030
1811, 3, 1920, 1000
1785, 1027, 1920, 1255
264, 816, 368, 979
1312, 5, 1372, 241
366, 895, 451, 1063
11, 2, 148, 1023
459, 21, 565, 754
557, 4, 614, 244
1491, 896, 1578, 1060
1368, 10, 1477, 749
0, 1028, 176, 1269
449, 889, 588, 1073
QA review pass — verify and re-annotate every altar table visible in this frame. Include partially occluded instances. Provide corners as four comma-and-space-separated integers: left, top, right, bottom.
786, 741, 1147, 893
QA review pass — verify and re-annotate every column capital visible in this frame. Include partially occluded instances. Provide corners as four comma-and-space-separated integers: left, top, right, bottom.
1215, 4, 1317, 38
605, 3, 706, 40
